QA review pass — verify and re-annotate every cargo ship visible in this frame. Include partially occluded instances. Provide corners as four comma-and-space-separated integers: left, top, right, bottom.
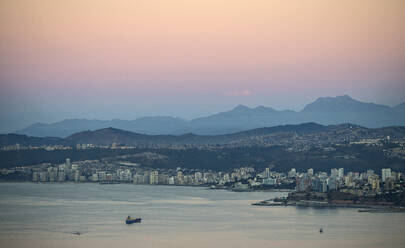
125, 216, 141, 224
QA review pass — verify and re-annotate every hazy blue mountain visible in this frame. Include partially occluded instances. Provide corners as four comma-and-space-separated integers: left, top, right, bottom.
15, 95, 405, 137
190, 105, 299, 135
301, 95, 391, 112
15, 119, 112, 138
394, 102, 405, 113
298, 95, 402, 128
17, 117, 189, 138
114, 117, 190, 135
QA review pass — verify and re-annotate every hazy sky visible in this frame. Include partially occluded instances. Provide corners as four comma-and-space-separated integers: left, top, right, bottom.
1, 0, 405, 132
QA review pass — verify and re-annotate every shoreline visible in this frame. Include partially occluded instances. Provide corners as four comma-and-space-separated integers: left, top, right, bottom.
0, 181, 294, 193
252, 199, 405, 212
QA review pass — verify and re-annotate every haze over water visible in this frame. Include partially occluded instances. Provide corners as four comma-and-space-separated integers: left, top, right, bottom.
0, 183, 404, 248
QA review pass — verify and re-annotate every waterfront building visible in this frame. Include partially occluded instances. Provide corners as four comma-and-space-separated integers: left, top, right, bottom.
74, 170, 80, 182
159, 174, 168, 185
203, 172, 214, 184
367, 169, 375, 177
32, 172, 39, 182
371, 178, 380, 191
58, 171, 66, 182
264, 168, 271, 178
311, 177, 327, 193
97, 171, 107, 181
39, 171, 48, 182
142, 173, 149, 184
168, 176, 175, 185
91, 173, 98, 182
296, 176, 311, 192
263, 178, 277, 185
328, 177, 337, 191
288, 168, 296, 178
338, 168, 344, 178
307, 168, 313, 177
331, 168, 339, 178
133, 174, 143, 184
105, 173, 113, 182
233, 182, 249, 191
382, 168, 392, 182
195, 172, 203, 183
150, 170, 159, 184
65, 158, 71, 170
176, 171, 184, 185
184, 175, 193, 185
222, 173, 231, 183
49, 171, 56, 182
384, 178, 395, 190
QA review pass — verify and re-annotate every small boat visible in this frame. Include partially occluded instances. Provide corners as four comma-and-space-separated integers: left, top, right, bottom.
319, 227, 323, 233
125, 216, 141, 224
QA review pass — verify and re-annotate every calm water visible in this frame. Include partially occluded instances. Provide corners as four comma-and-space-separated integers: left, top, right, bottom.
0, 183, 404, 248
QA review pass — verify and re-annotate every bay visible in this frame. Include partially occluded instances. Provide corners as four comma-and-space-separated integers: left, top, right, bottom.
0, 183, 404, 248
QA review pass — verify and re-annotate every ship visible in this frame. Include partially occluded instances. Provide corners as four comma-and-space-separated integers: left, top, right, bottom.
125, 216, 141, 224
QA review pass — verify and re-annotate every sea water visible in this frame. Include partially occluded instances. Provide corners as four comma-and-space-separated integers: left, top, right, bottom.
0, 183, 404, 248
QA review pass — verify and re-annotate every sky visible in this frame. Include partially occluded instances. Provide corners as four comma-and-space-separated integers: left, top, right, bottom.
1, 0, 405, 132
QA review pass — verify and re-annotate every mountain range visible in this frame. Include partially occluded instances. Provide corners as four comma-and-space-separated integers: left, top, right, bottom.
15, 95, 405, 137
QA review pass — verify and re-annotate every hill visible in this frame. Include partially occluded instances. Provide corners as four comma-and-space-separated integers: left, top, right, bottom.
5, 123, 405, 148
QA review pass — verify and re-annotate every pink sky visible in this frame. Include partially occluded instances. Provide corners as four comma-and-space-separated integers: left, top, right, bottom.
0, 0, 405, 131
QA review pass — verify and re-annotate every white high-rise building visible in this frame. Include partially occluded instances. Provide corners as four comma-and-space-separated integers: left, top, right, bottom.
264, 168, 271, 178
65, 158, 71, 169
149, 170, 158, 184
338, 168, 344, 178
307, 168, 314, 177
288, 168, 296, 178
382, 168, 392, 182
331, 168, 339, 178
74, 170, 80, 182
92, 173, 99, 182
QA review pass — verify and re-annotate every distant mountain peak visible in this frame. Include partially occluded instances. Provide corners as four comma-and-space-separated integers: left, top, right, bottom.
394, 102, 405, 112
14, 95, 405, 137
302, 95, 390, 113
232, 104, 251, 111
253, 105, 276, 112
231, 104, 277, 113
313, 95, 356, 103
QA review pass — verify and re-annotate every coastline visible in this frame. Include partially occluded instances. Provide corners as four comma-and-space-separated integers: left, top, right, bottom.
252, 199, 405, 212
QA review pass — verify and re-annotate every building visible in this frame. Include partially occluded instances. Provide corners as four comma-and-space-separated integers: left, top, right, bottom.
149, 170, 159, 184
288, 168, 296, 178
263, 178, 277, 185
328, 177, 337, 191
264, 168, 271, 178
65, 158, 71, 170
331, 168, 339, 178
382, 168, 391, 183
296, 176, 311, 192
338, 168, 344, 178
